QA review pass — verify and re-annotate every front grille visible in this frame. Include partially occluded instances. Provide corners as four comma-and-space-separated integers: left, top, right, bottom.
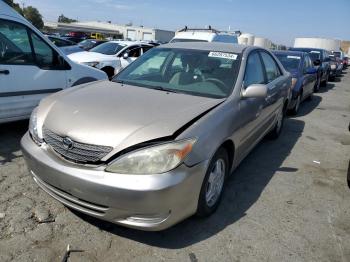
43, 127, 113, 163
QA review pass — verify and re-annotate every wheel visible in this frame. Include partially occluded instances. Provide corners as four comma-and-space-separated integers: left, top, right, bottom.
321, 72, 329, 87
289, 93, 301, 115
196, 148, 229, 217
314, 76, 321, 92
268, 103, 285, 139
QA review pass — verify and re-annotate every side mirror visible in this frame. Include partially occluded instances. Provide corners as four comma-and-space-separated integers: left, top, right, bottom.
242, 84, 267, 99
123, 52, 129, 59
306, 67, 317, 74
313, 59, 321, 66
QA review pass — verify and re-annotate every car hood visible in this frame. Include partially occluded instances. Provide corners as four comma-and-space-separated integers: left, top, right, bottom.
68, 51, 118, 63
39, 81, 224, 156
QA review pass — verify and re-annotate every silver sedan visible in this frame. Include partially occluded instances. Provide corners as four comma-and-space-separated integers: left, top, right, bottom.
21, 42, 291, 231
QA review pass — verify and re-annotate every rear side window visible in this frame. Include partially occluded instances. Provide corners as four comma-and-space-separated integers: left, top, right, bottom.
0, 19, 34, 64
260, 52, 281, 83
244, 52, 265, 87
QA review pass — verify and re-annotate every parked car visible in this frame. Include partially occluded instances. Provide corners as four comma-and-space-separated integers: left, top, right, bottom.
273, 51, 317, 115
170, 26, 238, 44
21, 42, 291, 231
68, 41, 154, 78
289, 47, 331, 90
328, 55, 338, 81
67, 31, 88, 39
0, 2, 108, 124
62, 36, 84, 44
343, 57, 348, 68
47, 35, 83, 55
78, 39, 108, 51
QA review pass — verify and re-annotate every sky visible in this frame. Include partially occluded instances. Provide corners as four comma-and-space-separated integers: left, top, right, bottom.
15, 0, 350, 46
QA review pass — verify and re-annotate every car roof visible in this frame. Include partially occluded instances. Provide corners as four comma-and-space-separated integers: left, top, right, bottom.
160, 42, 247, 53
290, 47, 325, 52
109, 40, 152, 46
273, 50, 305, 57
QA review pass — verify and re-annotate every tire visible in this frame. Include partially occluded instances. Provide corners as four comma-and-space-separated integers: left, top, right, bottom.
314, 76, 321, 92
329, 75, 336, 82
289, 93, 301, 116
268, 103, 285, 139
196, 148, 229, 217
101, 67, 115, 80
321, 71, 329, 87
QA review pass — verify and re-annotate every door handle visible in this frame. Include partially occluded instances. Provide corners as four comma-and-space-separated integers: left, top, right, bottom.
0, 70, 9, 75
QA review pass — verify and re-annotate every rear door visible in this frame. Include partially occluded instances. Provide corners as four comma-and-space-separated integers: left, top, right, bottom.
302, 55, 315, 97
0, 18, 67, 123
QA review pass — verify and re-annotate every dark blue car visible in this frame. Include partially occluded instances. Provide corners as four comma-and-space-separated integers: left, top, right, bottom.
289, 47, 331, 91
273, 51, 317, 115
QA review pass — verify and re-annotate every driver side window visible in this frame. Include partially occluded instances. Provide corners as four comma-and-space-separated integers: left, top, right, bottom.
0, 19, 34, 64
244, 52, 265, 88
0, 19, 59, 68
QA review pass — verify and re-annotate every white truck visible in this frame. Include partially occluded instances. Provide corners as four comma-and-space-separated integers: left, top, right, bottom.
0, 2, 108, 124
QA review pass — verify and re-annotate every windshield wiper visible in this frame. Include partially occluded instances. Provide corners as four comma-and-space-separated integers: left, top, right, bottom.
151, 86, 178, 93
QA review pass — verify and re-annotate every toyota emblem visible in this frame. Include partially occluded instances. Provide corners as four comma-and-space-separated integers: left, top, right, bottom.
62, 137, 74, 150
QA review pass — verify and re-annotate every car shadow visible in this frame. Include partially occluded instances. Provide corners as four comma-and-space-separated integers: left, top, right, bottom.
317, 82, 336, 93
72, 118, 305, 249
0, 120, 28, 165
292, 94, 322, 117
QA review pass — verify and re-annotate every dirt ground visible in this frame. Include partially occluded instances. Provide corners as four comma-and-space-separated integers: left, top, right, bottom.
0, 69, 349, 262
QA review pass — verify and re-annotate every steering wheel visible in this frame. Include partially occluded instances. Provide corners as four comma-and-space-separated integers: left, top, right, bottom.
204, 78, 227, 93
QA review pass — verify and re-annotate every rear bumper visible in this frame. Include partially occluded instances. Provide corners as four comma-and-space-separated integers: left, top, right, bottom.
21, 132, 208, 231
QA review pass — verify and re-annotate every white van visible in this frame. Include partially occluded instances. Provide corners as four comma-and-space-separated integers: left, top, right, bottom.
170, 27, 238, 44
0, 2, 108, 124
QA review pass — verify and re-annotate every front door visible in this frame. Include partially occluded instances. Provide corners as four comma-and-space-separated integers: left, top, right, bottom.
0, 19, 67, 122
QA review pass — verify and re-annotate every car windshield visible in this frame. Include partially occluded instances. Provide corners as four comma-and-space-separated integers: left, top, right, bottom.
170, 39, 208, 43
79, 39, 96, 48
89, 42, 125, 55
113, 48, 240, 98
275, 54, 301, 71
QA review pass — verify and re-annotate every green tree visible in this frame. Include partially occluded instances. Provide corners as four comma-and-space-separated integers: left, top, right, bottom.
58, 14, 78, 23
22, 6, 44, 29
3, 0, 23, 14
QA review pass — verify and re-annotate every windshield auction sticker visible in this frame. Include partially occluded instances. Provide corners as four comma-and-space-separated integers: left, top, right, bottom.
310, 51, 321, 53
287, 56, 301, 59
208, 52, 238, 60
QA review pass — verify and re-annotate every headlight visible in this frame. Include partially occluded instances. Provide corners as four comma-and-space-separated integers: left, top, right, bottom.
82, 61, 100, 67
29, 107, 43, 145
291, 78, 297, 89
105, 138, 197, 174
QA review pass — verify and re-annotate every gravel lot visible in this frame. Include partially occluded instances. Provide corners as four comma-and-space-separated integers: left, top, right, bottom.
1, 69, 350, 262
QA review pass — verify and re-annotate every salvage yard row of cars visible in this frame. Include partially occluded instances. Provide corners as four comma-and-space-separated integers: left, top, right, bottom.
0, 2, 348, 230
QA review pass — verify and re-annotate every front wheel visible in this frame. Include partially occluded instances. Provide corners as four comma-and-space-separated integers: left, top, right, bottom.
314, 76, 321, 92
196, 148, 229, 217
289, 94, 301, 115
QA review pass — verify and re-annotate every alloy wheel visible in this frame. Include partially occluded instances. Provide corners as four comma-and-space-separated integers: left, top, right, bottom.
205, 158, 226, 207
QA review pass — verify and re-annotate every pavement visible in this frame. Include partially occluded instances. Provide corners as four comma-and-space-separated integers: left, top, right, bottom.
0, 69, 349, 262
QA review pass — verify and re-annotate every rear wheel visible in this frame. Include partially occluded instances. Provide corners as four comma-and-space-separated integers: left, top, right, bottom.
289, 93, 301, 115
314, 76, 321, 92
321, 72, 329, 87
268, 103, 285, 139
196, 148, 229, 217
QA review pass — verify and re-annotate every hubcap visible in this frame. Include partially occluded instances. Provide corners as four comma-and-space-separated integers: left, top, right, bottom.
205, 159, 226, 207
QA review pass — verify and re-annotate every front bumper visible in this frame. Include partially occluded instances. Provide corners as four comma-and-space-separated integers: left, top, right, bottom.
21, 132, 208, 231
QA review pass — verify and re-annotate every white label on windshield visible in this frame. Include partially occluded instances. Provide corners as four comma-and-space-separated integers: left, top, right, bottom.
287, 56, 301, 59
209, 52, 237, 60
310, 51, 320, 53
